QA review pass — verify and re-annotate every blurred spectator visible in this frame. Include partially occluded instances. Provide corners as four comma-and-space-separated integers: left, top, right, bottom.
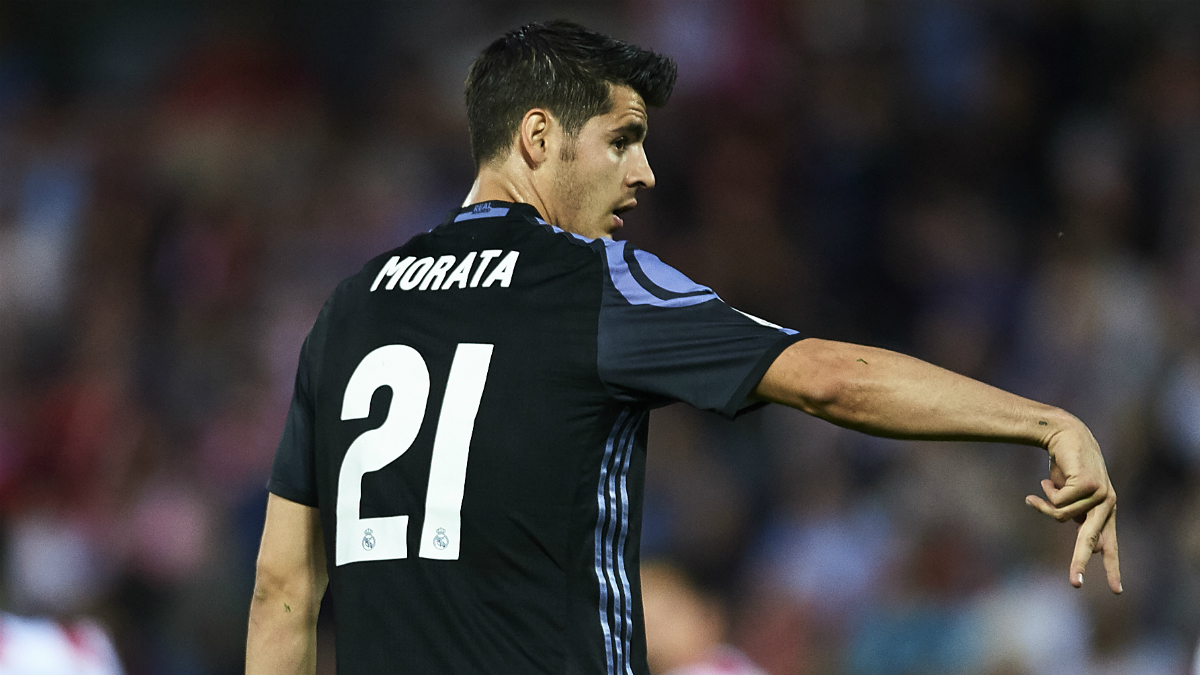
641, 560, 765, 675
971, 570, 1090, 675
0, 612, 123, 675
842, 523, 995, 675
1193, 635, 1200, 675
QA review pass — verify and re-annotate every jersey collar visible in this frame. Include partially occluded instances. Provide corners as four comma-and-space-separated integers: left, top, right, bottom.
444, 201, 547, 225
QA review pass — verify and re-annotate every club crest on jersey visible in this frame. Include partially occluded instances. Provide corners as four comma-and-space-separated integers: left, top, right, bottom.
433, 528, 450, 550
370, 250, 520, 292
362, 528, 375, 551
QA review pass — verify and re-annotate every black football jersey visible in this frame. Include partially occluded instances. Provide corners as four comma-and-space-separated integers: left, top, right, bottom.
268, 201, 801, 675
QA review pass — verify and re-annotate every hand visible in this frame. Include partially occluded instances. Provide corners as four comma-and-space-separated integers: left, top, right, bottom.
1024, 420, 1122, 594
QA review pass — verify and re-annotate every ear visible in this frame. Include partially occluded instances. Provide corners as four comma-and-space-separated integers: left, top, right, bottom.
518, 108, 554, 167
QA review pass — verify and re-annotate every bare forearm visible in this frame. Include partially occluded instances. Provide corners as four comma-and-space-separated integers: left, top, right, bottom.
755, 338, 1075, 447
247, 495, 328, 675
756, 338, 1122, 593
246, 583, 320, 675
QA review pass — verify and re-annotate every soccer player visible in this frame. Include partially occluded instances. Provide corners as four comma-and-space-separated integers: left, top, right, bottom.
246, 20, 1120, 675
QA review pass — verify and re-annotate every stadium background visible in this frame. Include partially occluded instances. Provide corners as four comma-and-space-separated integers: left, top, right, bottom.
1, 1, 1198, 673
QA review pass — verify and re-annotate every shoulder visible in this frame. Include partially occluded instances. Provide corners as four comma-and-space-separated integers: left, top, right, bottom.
599, 240, 719, 308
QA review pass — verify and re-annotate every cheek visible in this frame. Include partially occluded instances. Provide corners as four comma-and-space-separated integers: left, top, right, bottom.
571, 164, 609, 205
557, 151, 621, 215
553, 165, 584, 201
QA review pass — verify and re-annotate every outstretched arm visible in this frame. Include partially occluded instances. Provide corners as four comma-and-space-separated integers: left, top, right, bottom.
754, 337, 1121, 594
247, 493, 329, 675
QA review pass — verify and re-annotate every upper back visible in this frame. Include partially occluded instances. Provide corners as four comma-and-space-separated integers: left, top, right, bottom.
269, 200, 799, 674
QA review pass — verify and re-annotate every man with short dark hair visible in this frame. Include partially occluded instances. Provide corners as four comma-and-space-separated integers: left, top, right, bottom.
247, 20, 1120, 675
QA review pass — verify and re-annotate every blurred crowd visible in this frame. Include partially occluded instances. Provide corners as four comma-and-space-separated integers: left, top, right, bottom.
1, 1, 1198, 674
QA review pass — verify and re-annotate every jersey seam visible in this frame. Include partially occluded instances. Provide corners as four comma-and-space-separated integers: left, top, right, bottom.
720, 332, 806, 419
266, 479, 319, 507
595, 250, 633, 404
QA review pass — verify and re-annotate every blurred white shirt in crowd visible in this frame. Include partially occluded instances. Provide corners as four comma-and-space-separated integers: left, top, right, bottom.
661, 646, 766, 675
0, 613, 122, 675
1192, 634, 1199, 675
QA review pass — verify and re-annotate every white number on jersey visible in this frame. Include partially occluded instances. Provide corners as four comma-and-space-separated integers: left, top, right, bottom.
335, 343, 494, 566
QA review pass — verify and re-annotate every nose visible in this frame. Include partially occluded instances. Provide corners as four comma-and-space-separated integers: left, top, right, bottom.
628, 146, 655, 190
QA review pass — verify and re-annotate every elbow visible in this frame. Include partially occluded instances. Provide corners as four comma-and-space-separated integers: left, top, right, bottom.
252, 560, 325, 623
251, 563, 287, 608
250, 567, 282, 606
798, 340, 855, 416
763, 338, 853, 416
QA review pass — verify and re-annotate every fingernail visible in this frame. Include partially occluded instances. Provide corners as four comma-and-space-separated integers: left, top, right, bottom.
1076, 573, 1084, 586
1118, 583, 1123, 593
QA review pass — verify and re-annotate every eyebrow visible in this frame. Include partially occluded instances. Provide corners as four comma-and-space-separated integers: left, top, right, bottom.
612, 120, 647, 142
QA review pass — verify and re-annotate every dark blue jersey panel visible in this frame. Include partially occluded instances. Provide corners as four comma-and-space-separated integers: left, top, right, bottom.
596, 240, 801, 418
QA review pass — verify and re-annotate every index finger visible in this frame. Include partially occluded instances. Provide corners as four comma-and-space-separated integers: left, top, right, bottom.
1068, 497, 1113, 590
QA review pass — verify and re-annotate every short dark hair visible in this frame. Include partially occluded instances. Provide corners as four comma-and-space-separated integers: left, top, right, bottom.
464, 20, 677, 169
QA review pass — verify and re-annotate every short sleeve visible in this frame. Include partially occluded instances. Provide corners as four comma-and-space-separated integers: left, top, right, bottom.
267, 332, 319, 506
596, 241, 803, 419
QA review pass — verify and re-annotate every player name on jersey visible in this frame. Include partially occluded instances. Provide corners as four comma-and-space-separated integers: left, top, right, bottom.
370, 250, 520, 292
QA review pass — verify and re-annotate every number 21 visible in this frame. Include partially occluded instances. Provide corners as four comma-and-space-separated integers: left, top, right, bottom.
335, 343, 493, 566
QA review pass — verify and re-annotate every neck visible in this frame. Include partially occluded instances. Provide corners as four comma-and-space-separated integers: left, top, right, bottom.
463, 161, 550, 221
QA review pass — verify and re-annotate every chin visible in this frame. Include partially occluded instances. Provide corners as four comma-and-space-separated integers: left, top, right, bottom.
561, 212, 620, 240
606, 213, 624, 235
577, 218, 616, 240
